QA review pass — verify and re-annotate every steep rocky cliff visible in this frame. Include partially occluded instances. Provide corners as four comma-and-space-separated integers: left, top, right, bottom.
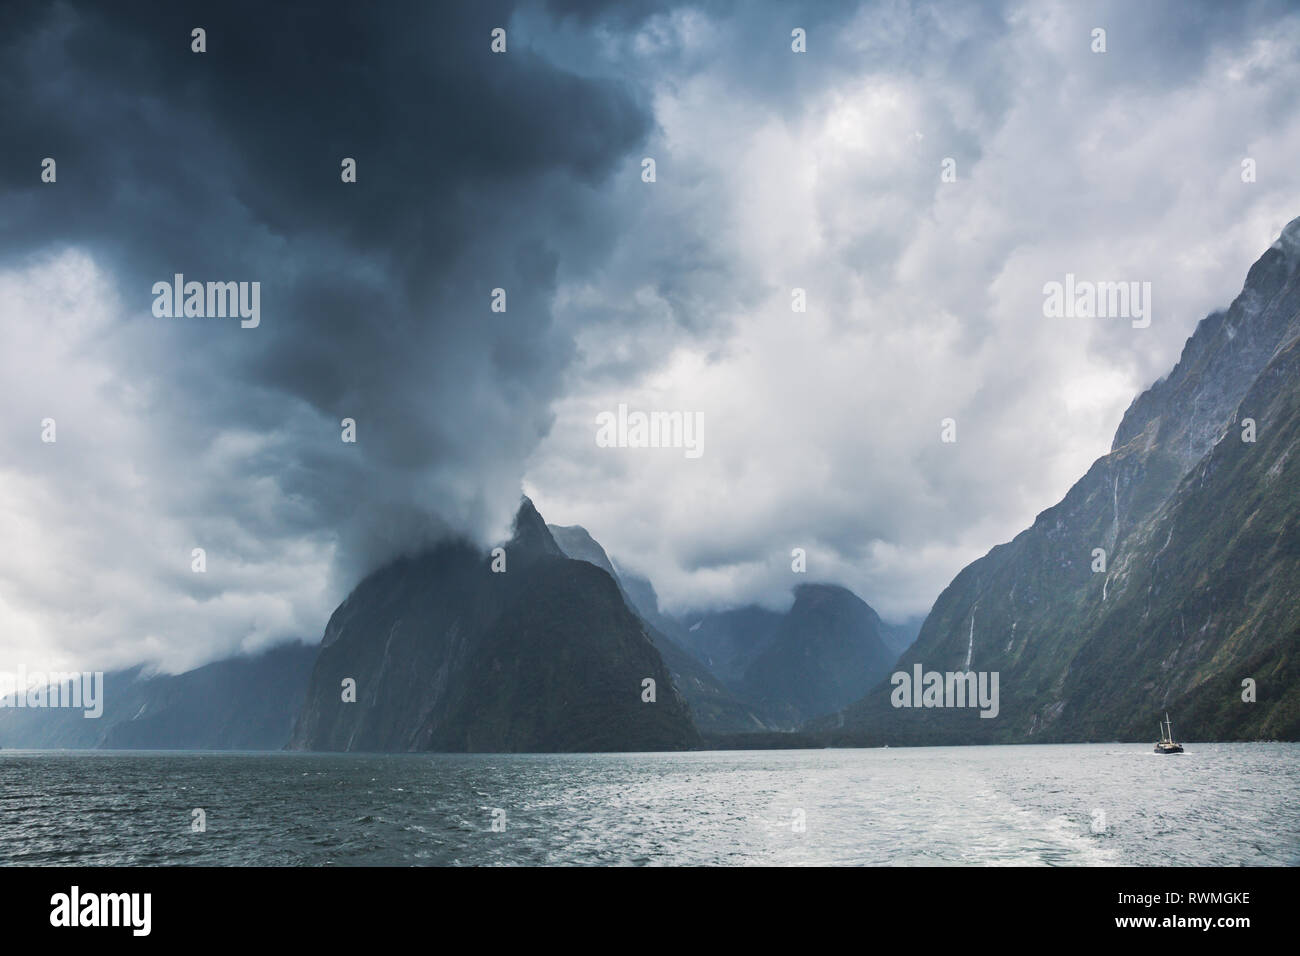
823, 218, 1300, 744
548, 523, 777, 733
288, 500, 698, 752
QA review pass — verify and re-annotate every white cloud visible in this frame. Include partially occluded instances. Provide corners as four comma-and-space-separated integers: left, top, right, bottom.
0, 250, 332, 674
527, 0, 1300, 620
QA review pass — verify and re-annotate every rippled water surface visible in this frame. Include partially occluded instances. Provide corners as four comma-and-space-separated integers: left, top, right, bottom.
2, 744, 1296, 865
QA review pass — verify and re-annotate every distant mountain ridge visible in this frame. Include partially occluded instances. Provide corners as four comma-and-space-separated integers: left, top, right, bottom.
549, 524, 909, 730
0, 643, 317, 750
740, 583, 899, 723
3, 505, 911, 752
678, 605, 785, 685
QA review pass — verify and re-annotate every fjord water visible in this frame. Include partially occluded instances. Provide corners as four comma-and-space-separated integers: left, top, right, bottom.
2, 744, 1296, 866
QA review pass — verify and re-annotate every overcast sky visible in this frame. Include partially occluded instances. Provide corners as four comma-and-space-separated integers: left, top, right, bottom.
2, 0, 1300, 675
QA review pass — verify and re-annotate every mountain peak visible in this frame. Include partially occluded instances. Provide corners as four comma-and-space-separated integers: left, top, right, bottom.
508, 497, 562, 559
793, 581, 857, 601
546, 524, 615, 577
1110, 219, 1300, 464
290, 494, 697, 753
1272, 215, 1300, 258
791, 582, 880, 619
743, 581, 894, 722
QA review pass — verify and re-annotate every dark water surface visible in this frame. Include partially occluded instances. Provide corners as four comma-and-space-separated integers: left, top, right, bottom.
2, 744, 1296, 865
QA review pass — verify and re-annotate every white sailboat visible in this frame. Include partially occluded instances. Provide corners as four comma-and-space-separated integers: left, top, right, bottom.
1154, 713, 1184, 754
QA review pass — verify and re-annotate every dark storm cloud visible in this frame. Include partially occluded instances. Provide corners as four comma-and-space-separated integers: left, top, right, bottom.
0, 0, 650, 577
0, 0, 662, 670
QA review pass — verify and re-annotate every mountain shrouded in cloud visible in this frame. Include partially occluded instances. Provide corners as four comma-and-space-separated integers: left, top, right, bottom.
0, 0, 655, 673
3, 0, 1300, 682
0, 644, 317, 750
288, 499, 699, 752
